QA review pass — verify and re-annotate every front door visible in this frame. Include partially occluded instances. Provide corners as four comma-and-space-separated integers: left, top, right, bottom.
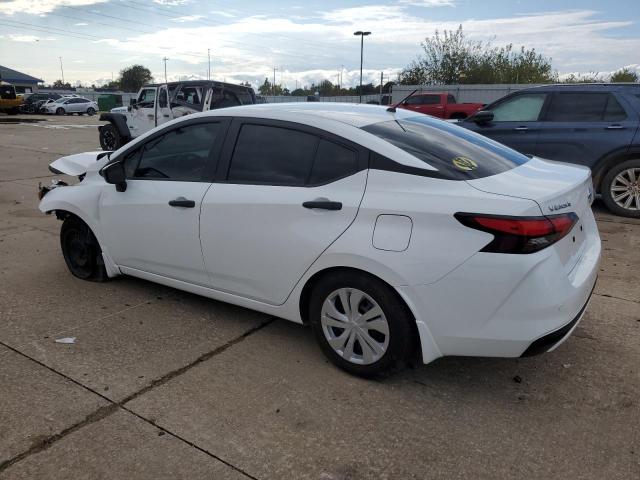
534, 92, 638, 168
128, 87, 157, 137
200, 120, 367, 305
100, 120, 226, 285
462, 92, 549, 156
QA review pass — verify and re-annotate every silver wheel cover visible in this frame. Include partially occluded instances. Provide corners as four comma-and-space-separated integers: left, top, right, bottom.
320, 288, 390, 365
611, 167, 640, 211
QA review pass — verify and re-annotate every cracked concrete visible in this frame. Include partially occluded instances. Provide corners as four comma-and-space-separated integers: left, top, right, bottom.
0, 114, 638, 479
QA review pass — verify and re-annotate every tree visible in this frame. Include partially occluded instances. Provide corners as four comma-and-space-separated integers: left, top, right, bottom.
258, 77, 283, 95
52, 79, 72, 89
118, 65, 153, 92
610, 68, 638, 83
561, 72, 603, 83
400, 25, 555, 85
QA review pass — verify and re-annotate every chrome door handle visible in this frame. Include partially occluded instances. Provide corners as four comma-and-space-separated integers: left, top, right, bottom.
605, 124, 625, 130
514, 126, 528, 131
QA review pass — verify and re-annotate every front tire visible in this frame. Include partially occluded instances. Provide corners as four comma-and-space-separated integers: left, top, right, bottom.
60, 216, 108, 282
56, 107, 65, 115
309, 271, 416, 377
601, 159, 640, 218
99, 123, 124, 151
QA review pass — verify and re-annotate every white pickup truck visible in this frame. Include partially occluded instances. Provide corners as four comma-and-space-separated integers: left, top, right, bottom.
98, 80, 256, 150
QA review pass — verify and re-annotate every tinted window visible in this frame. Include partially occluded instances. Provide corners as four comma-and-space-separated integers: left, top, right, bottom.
421, 95, 440, 105
545, 93, 611, 122
491, 93, 546, 121
128, 123, 219, 181
404, 96, 422, 105
228, 124, 318, 185
362, 115, 529, 180
447, 94, 456, 104
158, 88, 168, 108
604, 95, 627, 121
309, 140, 358, 185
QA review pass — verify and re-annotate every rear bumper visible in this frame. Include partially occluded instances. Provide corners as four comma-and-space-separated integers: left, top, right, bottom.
520, 279, 595, 357
398, 217, 601, 363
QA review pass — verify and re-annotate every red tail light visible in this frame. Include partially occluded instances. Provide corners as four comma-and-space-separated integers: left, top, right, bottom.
455, 212, 578, 254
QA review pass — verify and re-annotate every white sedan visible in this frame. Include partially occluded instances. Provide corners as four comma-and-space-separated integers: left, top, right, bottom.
44, 97, 98, 115
39, 103, 600, 377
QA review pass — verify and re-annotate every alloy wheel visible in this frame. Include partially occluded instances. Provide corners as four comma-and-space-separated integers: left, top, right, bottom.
610, 167, 640, 211
320, 288, 390, 365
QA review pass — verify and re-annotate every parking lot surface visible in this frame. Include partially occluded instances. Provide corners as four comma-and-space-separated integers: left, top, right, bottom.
0, 114, 638, 479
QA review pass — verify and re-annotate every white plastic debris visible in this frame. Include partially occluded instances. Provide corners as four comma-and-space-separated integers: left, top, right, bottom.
54, 337, 76, 344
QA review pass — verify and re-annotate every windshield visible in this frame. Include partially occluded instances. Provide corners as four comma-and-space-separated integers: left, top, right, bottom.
361, 115, 530, 180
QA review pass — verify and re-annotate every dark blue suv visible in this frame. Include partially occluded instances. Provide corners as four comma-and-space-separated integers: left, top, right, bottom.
460, 84, 640, 217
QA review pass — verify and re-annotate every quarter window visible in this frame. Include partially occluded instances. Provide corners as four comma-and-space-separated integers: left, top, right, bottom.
309, 140, 358, 185
227, 124, 319, 185
490, 93, 547, 121
125, 122, 219, 181
545, 93, 626, 122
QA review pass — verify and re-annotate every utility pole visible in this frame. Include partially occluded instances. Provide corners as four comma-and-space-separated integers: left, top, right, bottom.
340, 65, 344, 92
380, 71, 383, 104
353, 31, 371, 103
58, 56, 65, 85
162, 57, 169, 83
273, 67, 278, 96
207, 49, 211, 80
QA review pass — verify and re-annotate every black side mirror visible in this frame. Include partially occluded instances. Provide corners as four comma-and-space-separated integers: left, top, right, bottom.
470, 110, 494, 124
130, 98, 137, 106
103, 162, 127, 192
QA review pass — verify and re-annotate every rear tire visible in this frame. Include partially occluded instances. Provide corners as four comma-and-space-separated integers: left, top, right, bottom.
309, 271, 416, 378
60, 216, 108, 282
56, 107, 65, 115
87, 107, 96, 116
99, 123, 124, 151
601, 159, 640, 218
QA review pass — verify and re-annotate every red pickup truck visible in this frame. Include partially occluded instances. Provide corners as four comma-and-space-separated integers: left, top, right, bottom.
397, 93, 483, 119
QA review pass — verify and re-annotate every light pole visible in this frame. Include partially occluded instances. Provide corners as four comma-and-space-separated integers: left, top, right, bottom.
207, 49, 211, 80
273, 66, 278, 96
353, 31, 370, 103
162, 57, 169, 83
58, 56, 65, 86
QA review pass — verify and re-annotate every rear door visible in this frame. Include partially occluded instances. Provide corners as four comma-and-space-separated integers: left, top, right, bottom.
200, 119, 368, 305
463, 92, 548, 155
534, 92, 638, 168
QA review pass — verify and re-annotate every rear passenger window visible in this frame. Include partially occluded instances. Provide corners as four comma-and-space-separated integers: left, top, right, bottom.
545, 93, 610, 122
228, 124, 318, 186
308, 140, 358, 185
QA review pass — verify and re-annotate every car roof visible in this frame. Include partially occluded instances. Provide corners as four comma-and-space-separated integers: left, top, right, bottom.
194, 102, 417, 128
144, 80, 253, 91
514, 83, 640, 93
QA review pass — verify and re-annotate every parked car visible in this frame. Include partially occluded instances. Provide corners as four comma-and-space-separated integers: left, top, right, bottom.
39, 103, 600, 377
98, 80, 256, 151
0, 81, 22, 115
460, 84, 640, 217
397, 92, 483, 119
21, 92, 61, 113
44, 97, 98, 116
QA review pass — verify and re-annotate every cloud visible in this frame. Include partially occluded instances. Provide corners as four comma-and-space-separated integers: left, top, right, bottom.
74, 22, 89, 26
171, 15, 204, 23
2, 34, 40, 42
399, 0, 455, 6
0, 0, 108, 15
153, 0, 189, 5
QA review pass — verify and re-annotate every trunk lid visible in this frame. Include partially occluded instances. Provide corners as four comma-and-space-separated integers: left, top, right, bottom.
466, 157, 594, 274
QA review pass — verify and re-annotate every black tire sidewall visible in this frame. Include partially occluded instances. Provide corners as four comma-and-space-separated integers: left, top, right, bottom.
56, 108, 64, 115
60, 217, 107, 281
601, 159, 640, 218
309, 271, 415, 377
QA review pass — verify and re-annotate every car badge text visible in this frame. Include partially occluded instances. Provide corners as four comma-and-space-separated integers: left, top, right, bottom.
548, 202, 572, 212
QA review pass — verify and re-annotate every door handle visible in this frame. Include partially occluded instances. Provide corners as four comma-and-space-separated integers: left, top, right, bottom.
514, 126, 528, 131
606, 124, 625, 130
169, 197, 195, 208
303, 200, 342, 211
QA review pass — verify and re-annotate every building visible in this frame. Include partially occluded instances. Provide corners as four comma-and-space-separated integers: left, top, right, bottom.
0, 65, 43, 93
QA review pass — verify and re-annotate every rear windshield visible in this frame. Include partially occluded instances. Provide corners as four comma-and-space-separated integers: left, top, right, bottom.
362, 115, 530, 180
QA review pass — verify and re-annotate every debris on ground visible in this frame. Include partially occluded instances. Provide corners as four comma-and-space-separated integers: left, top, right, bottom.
54, 337, 76, 344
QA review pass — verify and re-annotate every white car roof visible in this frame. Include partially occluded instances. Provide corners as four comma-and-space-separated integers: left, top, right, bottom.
198, 102, 417, 128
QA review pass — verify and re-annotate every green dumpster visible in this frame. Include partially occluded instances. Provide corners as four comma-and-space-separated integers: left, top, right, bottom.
97, 94, 123, 112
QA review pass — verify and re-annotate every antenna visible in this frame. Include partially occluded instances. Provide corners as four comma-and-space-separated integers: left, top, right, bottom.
387, 89, 418, 113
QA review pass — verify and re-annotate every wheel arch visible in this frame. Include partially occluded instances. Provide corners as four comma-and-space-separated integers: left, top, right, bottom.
99, 112, 131, 139
592, 145, 640, 192
297, 266, 429, 362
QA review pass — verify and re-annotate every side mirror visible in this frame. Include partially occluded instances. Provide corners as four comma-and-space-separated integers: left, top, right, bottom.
129, 98, 137, 106
102, 162, 127, 192
470, 110, 494, 124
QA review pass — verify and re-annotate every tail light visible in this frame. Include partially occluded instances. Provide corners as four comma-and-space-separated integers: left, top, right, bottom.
455, 212, 578, 254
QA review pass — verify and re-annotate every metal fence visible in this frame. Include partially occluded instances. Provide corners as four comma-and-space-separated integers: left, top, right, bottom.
261, 94, 382, 104
391, 84, 545, 105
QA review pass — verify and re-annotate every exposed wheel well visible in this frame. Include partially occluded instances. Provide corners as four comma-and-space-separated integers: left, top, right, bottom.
593, 151, 640, 192
298, 266, 421, 353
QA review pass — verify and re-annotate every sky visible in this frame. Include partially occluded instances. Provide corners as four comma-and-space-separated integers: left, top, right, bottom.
0, 0, 639, 89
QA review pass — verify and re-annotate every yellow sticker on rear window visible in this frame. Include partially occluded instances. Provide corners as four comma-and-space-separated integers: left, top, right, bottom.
452, 156, 478, 171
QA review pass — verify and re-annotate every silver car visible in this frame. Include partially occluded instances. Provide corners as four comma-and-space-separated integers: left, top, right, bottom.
45, 97, 98, 116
